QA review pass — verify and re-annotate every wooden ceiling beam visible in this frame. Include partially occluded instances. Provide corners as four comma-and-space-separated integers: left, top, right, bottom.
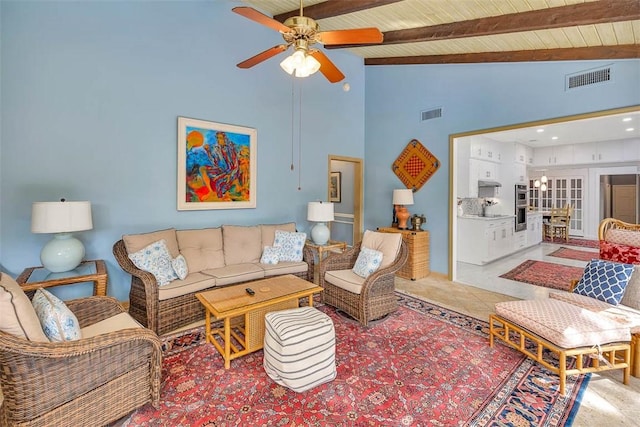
364, 45, 640, 65
328, 0, 640, 48
273, 0, 403, 22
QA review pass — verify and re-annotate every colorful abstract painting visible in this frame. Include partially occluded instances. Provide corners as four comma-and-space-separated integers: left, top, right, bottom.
177, 117, 256, 210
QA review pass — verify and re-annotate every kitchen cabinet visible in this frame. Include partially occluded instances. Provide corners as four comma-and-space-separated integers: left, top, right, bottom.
573, 141, 625, 164
470, 139, 502, 163
532, 145, 574, 166
526, 212, 543, 247
623, 140, 640, 161
457, 216, 514, 265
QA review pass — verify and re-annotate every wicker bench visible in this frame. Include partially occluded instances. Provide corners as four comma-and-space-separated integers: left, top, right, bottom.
489, 299, 631, 395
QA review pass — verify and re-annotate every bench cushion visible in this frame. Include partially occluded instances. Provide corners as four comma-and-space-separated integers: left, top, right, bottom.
495, 299, 630, 348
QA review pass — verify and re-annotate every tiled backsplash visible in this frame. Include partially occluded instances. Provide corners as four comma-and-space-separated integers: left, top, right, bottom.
458, 198, 501, 216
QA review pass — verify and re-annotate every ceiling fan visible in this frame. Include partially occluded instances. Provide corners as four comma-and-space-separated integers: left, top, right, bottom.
232, 2, 383, 83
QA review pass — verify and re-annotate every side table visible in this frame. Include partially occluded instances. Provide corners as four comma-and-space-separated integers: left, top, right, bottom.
377, 228, 430, 280
304, 240, 348, 283
17, 259, 108, 296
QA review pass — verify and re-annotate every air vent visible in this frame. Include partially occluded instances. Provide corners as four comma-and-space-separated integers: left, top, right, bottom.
566, 66, 611, 90
421, 107, 442, 122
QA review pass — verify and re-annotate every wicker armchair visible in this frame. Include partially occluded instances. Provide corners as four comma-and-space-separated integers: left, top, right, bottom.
0, 296, 162, 427
319, 240, 408, 326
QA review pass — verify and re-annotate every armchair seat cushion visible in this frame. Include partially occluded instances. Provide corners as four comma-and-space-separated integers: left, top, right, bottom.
81, 312, 142, 338
324, 269, 365, 295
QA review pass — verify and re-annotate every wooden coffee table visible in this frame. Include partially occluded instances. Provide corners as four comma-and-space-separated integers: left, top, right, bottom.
196, 274, 322, 369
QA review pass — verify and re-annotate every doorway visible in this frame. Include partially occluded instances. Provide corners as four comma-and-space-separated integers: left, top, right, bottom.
600, 174, 639, 224
328, 155, 363, 246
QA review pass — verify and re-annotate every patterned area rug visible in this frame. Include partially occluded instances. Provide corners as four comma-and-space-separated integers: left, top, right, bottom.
500, 260, 586, 291
543, 236, 599, 249
122, 294, 587, 426
548, 247, 599, 262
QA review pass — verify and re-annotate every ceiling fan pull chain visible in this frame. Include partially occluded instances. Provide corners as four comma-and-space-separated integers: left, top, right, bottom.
298, 83, 303, 190
290, 75, 295, 172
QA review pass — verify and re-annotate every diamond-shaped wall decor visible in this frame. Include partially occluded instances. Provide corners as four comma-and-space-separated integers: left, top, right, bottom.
392, 139, 440, 191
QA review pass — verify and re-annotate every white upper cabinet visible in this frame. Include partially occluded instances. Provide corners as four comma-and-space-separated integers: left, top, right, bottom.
532, 145, 573, 166
573, 141, 628, 164
470, 137, 502, 163
514, 143, 527, 164
623, 140, 640, 160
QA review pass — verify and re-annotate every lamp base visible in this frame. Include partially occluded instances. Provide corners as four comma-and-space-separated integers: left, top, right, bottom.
40, 233, 85, 272
396, 207, 410, 230
311, 223, 330, 245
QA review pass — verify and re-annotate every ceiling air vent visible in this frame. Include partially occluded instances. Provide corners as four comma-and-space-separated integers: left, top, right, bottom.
421, 107, 442, 122
566, 66, 611, 90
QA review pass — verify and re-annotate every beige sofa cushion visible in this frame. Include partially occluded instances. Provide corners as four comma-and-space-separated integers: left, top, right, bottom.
261, 261, 308, 277
261, 222, 296, 249
0, 273, 48, 342
203, 264, 265, 286
223, 225, 262, 264
621, 266, 640, 311
157, 272, 217, 301
361, 230, 402, 268
81, 312, 142, 338
123, 228, 180, 258
177, 228, 225, 273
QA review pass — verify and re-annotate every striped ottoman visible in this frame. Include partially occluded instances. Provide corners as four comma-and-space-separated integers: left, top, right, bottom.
263, 306, 336, 392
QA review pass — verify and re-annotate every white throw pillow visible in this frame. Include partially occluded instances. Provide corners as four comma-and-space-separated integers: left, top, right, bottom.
172, 254, 189, 280
31, 288, 81, 342
273, 230, 307, 262
352, 247, 384, 278
128, 239, 178, 286
260, 246, 280, 265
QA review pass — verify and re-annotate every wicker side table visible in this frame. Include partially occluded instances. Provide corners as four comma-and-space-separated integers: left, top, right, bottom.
377, 228, 430, 280
17, 259, 108, 296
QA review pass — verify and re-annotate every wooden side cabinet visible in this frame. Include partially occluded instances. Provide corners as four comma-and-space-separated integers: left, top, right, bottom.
377, 228, 430, 280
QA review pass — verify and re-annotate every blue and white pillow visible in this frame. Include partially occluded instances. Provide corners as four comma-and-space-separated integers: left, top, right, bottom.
260, 246, 280, 265
128, 239, 178, 286
273, 230, 307, 262
31, 288, 81, 342
573, 259, 634, 305
352, 247, 384, 278
172, 254, 189, 280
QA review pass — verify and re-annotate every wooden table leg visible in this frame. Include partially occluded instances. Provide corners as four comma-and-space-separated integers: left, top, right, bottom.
205, 310, 211, 344
224, 317, 231, 369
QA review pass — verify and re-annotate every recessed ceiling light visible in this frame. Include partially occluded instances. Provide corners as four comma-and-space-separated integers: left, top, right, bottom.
622, 117, 632, 122
551, 136, 558, 140
626, 127, 635, 132
536, 129, 545, 133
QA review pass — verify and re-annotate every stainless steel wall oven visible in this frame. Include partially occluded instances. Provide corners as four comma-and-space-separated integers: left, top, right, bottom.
515, 184, 527, 232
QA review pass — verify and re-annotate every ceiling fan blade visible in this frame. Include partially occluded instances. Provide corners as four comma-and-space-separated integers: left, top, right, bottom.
318, 28, 383, 45
309, 50, 345, 83
232, 6, 291, 33
237, 45, 289, 69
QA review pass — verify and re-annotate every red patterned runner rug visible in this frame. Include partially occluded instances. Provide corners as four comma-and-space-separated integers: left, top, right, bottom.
543, 236, 599, 249
500, 260, 586, 291
548, 246, 599, 262
123, 294, 588, 426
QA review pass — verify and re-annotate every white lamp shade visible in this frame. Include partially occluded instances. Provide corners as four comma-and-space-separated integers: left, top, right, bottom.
307, 202, 334, 222
392, 189, 414, 205
31, 201, 93, 233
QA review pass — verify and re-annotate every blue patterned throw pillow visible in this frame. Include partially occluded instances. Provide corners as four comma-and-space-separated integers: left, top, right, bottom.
573, 259, 634, 305
171, 254, 189, 280
128, 239, 178, 286
31, 288, 81, 342
273, 230, 307, 262
260, 246, 280, 265
352, 247, 384, 278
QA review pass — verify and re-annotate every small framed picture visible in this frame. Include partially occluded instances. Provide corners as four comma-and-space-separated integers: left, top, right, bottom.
329, 171, 341, 203
177, 117, 257, 210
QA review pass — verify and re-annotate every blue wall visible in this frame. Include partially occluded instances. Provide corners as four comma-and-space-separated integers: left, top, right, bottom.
0, 1, 365, 301
364, 61, 640, 273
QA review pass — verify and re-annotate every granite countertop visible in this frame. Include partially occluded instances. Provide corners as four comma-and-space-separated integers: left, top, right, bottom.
458, 214, 515, 220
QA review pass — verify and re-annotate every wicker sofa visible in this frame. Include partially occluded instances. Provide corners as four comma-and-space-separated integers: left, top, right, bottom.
113, 223, 314, 335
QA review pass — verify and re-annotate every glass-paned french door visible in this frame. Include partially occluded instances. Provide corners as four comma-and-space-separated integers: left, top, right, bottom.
529, 176, 584, 236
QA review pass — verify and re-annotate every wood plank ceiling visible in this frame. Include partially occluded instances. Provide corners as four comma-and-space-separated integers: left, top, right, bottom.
240, 0, 640, 64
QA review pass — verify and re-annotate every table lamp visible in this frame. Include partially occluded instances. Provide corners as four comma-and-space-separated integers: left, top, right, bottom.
307, 201, 334, 245
31, 199, 93, 272
392, 189, 414, 230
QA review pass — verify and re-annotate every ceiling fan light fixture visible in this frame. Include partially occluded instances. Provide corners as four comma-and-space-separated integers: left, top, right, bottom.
280, 49, 320, 78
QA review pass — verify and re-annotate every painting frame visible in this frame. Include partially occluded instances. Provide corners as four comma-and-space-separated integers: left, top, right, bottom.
329, 171, 341, 203
177, 117, 257, 210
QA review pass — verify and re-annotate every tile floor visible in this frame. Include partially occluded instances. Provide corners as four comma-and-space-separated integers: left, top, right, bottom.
394, 241, 639, 426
